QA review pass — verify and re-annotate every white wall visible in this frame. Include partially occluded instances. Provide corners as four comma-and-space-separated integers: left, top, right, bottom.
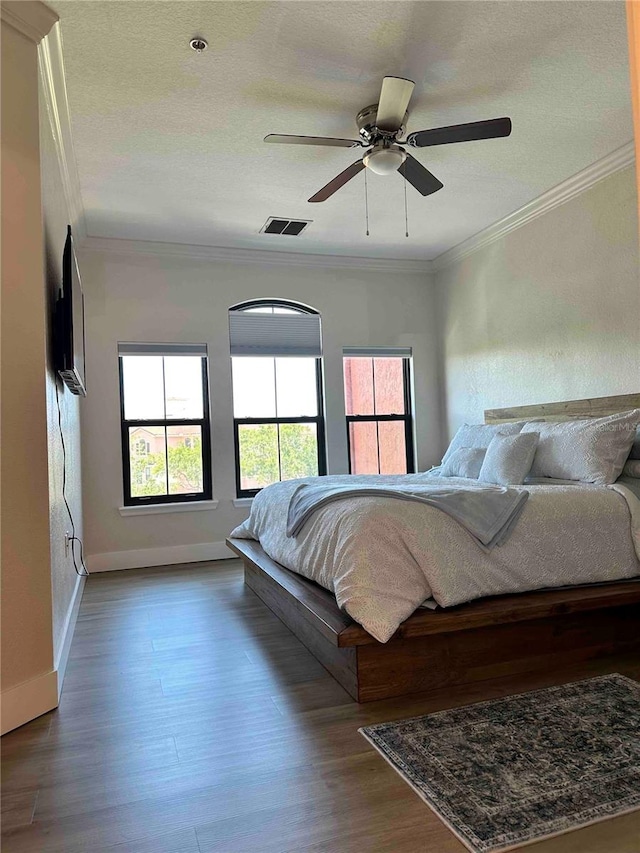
435, 166, 639, 440
39, 68, 85, 670
79, 249, 440, 569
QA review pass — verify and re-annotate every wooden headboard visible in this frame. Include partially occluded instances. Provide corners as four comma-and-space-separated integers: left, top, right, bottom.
485, 393, 640, 424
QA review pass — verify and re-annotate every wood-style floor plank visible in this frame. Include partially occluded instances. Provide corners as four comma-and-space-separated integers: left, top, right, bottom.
2, 560, 639, 853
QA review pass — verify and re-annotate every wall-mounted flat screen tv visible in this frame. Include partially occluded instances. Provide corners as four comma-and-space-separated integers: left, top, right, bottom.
55, 226, 86, 396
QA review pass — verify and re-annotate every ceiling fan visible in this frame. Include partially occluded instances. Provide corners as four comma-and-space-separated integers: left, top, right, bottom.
264, 76, 512, 203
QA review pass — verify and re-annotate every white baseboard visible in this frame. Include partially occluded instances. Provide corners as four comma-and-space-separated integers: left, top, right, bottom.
87, 540, 233, 573
0, 578, 85, 734
0, 670, 59, 736
54, 573, 86, 699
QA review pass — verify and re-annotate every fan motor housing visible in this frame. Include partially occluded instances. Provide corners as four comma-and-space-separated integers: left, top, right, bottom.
356, 103, 407, 144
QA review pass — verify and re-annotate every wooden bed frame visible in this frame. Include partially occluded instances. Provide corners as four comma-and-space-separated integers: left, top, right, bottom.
228, 393, 640, 702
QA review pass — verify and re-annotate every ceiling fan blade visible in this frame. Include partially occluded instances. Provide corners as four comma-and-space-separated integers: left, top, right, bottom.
308, 159, 366, 202
407, 117, 512, 148
398, 153, 443, 196
376, 76, 415, 132
264, 134, 361, 148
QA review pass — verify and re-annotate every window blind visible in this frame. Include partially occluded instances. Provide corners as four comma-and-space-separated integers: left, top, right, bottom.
229, 312, 322, 357
118, 342, 208, 357
342, 346, 412, 358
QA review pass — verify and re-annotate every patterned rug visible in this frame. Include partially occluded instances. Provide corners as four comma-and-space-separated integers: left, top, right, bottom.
359, 674, 640, 852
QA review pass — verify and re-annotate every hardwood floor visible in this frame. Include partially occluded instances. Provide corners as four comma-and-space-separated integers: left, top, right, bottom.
2, 560, 639, 853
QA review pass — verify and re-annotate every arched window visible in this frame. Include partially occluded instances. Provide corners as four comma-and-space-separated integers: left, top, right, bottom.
229, 299, 326, 496
230, 299, 318, 316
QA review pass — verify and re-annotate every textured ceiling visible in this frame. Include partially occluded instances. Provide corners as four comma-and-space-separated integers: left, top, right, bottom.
53, 0, 633, 260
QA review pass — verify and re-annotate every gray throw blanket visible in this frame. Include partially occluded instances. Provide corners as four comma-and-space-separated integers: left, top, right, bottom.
286, 482, 529, 552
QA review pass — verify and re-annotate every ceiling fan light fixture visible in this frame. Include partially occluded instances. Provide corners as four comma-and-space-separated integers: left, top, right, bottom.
363, 144, 407, 176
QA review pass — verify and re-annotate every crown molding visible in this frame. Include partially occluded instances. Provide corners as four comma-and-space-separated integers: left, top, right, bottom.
432, 141, 635, 272
1, 1, 57, 43
38, 23, 87, 239
80, 141, 633, 277
79, 235, 434, 274
38, 21, 632, 278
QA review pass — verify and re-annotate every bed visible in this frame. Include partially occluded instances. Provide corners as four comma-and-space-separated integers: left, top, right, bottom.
227, 394, 640, 702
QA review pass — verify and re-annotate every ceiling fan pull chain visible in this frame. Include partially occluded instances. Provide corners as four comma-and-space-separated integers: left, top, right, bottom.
364, 168, 370, 237
404, 177, 409, 238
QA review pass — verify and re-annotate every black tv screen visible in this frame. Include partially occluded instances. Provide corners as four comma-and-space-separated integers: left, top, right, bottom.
55, 226, 86, 396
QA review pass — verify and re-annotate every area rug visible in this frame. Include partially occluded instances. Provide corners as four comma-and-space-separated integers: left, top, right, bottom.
359, 674, 640, 852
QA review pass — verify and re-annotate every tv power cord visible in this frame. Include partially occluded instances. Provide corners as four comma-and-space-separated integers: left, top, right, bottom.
55, 381, 89, 577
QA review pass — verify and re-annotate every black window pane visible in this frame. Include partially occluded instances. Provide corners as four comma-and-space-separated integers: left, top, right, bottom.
129, 426, 167, 497
373, 358, 405, 415
232, 357, 276, 417
275, 358, 318, 417
279, 423, 319, 481
164, 357, 204, 419
343, 357, 374, 415
348, 421, 379, 474
378, 420, 407, 474
122, 356, 165, 420
238, 424, 279, 491
167, 425, 203, 494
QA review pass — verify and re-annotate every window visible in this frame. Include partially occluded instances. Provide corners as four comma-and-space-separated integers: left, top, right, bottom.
229, 300, 326, 497
343, 348, 414, 475
118, 343, 212, 505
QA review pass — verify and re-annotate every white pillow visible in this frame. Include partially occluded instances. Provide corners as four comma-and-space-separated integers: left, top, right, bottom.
478, 432, 539, 486
440, 447, 486, 479
441, 422, 524, 466
521, 409, 640, 485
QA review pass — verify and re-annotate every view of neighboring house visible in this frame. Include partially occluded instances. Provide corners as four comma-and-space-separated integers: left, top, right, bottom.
129, 424, 202, 496
343, 356, 411, 475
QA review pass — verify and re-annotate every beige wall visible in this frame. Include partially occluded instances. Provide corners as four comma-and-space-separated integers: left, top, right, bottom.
1, 5, 59, 733
435, 167, 640, 441
39, 64, 85, 669
79, 249, 440, 569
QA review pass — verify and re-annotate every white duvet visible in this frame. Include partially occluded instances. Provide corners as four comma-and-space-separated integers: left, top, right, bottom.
230, 474, 640, 643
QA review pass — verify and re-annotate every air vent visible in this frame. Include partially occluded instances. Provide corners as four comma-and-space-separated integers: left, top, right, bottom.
261, 217, 311, 236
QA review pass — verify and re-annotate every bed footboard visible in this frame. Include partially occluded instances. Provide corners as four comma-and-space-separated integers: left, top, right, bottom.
228, 537, 640, 703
